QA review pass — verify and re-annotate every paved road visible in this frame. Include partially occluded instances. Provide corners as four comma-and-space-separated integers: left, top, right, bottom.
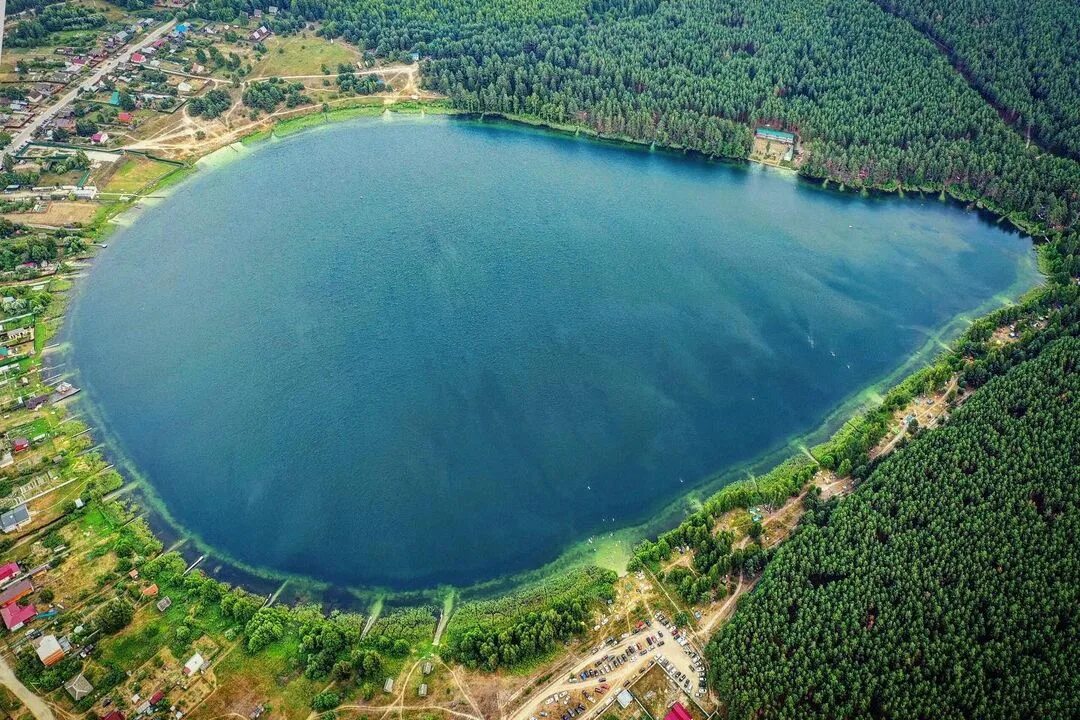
0, 653, 56, 720
2, 20, 176, 156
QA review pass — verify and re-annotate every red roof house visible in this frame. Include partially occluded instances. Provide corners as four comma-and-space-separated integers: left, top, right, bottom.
130, 53, 146, 64
663, 703, 693, 720
117, 112, 133, 123
149, 691, 164, 705
1, 602, 35, 631
101, 712, 125, 720
12, 438, 29, 453
0, 579, 34, 607
0, 562, 20, 583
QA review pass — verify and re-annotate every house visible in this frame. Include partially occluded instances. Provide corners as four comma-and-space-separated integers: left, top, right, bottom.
249, 26, 271, 42
26, 395, 48, 411
1, 504, 31, 534
663, 703, 693, 720
177, 82, 193, 94
91, 132, 109, 145
101, 712, 125, 720
130, 53, 146, 65
190, 63, 207, 75
175, 23, 189, 33
26, 90, 44, 104
142, 583, 159, 597
12, 438, 29, 453
128, 569, 139, 580
1, 602, 36, 631
6, 327, 33, 344
754, 127, 797, 145
156, 596, 171, 612
149, 691, 164, 706
0, 563, 20, 583
35, 634, 65, 666
0, 579, 33, 606
267, 6, 278, 14
108, 90, 122, 106
418, 684, 427, 698
252, 8, 262, 18
382, 678, 393, 693
616, 689, 634, 709
64, 673, 94, 701
182, 652, 206, 675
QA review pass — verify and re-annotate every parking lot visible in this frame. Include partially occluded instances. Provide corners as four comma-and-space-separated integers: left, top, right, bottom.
512, 610, 710, 720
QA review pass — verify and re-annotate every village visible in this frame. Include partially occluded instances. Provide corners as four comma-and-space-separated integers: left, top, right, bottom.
0, 0, 435, 239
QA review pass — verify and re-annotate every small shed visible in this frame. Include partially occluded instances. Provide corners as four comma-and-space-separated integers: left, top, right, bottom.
421, 661, 433, 675
382, 678, 394, 693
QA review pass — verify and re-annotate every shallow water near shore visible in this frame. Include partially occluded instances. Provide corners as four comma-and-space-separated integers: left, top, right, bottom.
68, 115, 1039, 589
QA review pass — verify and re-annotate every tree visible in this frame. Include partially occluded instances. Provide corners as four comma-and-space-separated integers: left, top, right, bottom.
97, 599, 134, 634
709, 338, 1080, 719
310, 692, 340, 712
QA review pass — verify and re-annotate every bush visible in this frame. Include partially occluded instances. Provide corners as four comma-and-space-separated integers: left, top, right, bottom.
310, 692, 340, 712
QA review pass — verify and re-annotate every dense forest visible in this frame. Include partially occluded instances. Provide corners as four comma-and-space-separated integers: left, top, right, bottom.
7, 3, 107, 47
707, 338, 1080, 719
872, 0, 1080, 160
184, 0, 1080, 280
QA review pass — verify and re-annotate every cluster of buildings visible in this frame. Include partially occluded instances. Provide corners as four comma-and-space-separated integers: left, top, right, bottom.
0, 560, 51, 631
5, 18, 161, 139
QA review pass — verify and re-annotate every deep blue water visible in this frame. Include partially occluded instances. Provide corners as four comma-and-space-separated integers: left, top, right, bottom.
69, 116, 1039, 589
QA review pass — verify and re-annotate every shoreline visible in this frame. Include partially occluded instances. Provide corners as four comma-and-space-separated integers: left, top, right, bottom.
52, 106, 1047, 607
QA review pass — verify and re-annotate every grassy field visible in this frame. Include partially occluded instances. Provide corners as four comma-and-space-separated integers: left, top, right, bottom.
250, 34, 360, 77
102, 155, 180, 195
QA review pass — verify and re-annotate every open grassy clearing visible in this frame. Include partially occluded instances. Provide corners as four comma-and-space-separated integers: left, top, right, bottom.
100, 155, 180, 195
3, 202, 100, 228
249, 35, 361, 77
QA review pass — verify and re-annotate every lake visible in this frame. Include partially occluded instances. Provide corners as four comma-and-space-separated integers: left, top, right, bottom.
68, 116, 1040, 589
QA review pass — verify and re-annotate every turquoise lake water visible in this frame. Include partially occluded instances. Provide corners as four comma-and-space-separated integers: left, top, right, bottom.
68, 116, 1040, 589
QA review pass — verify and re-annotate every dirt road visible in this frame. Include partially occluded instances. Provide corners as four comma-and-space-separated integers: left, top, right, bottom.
0, 653, 56, 720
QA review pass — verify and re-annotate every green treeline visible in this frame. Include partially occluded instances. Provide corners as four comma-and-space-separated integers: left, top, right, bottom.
7, 3, 106, 47
190, 0, 1080, 278
871, 0, 1080, 160
707, 336, 1080, 719
632, 283, 1080, 605
443, 566, 617, 670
